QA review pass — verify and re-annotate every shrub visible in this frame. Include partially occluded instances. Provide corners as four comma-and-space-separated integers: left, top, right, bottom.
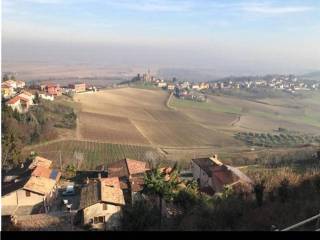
253, 179, 266, 207
121, 199, 160, 231
277, 178, 290, 203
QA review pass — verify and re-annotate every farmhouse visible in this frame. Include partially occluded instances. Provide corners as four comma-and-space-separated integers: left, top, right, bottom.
6, 95, 30, 113
39, 93, 54, 101
191, 155, 252, 195
42, 84, 61, 96
107, 158, 150, 179
107, 158, 150, 203
78, 178, 125, 230
69, 83, 86, 93
1, 156, 61, 218
1, 84, 15, 99
199, 82, 209, 90
28, 156, 53, 169
191, 84, 200, 90
157, 82, 167, 88
3, 80, 17, 89
16, 80, 26, 89
180, 81, 190, 89
167, 84, 175, 91
18, 91, 35, 105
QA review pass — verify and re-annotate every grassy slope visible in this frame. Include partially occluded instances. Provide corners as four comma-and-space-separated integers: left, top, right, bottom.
170, 97, 242, 114
170, 92, 320, 130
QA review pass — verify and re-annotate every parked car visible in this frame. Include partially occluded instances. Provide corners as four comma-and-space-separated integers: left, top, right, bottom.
62, 185, 75, 196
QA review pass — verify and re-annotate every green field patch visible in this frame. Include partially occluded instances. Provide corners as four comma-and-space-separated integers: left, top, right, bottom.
235, 131, 320, 148
170, 97, 242, 114
23, 140, 165, 170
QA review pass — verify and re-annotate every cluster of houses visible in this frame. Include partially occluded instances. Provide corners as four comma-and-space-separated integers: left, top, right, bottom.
1, 79, 37, 113
2, 157, 62, 225
1, 154, 253, 231
2, 80, 98, 114
39, 82, 90, 96
6, 91, 35, 113
134, 71, 209, 102
211, 74, 320, 93
134, 71, 320, 99
2, 79, 26, 99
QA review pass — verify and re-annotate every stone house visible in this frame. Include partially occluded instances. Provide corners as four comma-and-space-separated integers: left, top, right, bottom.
107, 158, 150, 204
78, 177, 125, 230
39, 93, 54, 101
1, 84, 15, 99
191, 155, 253, 195
45, 84, 62, 96
1, 157, 61, 217
6, 95, 30, 113
69, 83, 86, 93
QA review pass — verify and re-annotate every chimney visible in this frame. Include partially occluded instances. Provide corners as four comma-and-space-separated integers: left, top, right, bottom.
210, 154, 223, 166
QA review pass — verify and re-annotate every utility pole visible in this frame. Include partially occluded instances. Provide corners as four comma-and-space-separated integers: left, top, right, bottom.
59, 150, 62, 171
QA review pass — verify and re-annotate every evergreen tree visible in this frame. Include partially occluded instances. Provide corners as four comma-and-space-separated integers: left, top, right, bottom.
2, 74, 9, 82
253, 179, 266, 207
2, 131, 22, 169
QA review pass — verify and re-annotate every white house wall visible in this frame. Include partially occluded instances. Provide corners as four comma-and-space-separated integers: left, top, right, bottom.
83, 202, 122, 229
191, 161, 213, 189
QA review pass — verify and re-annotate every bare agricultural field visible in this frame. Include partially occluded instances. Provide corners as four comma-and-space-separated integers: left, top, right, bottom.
177, 108, 239, 126
77, 112, 150, 144
75, 88, 168, 112
73, 87, 320, 154
208, 95, 303, 117
234, 115, 320, 134
133, 120, 239, 147
74, 88, 242, 147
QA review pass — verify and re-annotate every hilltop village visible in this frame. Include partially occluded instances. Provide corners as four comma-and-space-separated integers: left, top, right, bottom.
122, 70, 320, 103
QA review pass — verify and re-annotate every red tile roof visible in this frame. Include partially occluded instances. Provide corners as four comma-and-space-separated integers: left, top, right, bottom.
107, 158, 150, 178
29, 156, 52, 169
3, 80, 16, 86
7, 96, 20, 105
2, 83, 12, 88
23, 176, 57, 195
16, 80, 25, 85
126, 159, 150, 175
101, 184, 125, 206
32, 166, 52, 178
18, 96, 30, 102
46, 84, 60, 88
20, 91, 33, 96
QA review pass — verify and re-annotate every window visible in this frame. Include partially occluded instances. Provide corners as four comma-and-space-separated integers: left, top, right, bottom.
98, 216, 105, 223
94, 216, 105, 224
103, 203, 108, 210
26, 191, 31, 197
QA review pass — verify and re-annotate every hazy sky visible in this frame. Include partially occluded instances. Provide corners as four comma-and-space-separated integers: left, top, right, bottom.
2, 0, 320, 75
